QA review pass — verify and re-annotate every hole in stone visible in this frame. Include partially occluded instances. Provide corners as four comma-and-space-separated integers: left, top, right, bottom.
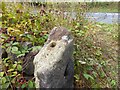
50, 42, 56, 48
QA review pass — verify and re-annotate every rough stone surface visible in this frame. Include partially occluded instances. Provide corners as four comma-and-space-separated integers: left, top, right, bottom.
23, 49, 40, 76
33, 27, 74, 88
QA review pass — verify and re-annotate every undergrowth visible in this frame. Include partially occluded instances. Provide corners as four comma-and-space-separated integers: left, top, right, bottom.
0, 2, 118, 89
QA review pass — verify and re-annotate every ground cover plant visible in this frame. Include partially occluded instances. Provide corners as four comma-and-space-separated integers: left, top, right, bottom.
87, 2, 118, 13
0, 2, 118, 89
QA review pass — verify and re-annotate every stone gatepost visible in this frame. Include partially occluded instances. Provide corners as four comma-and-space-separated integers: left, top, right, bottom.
33, 27, 74, 88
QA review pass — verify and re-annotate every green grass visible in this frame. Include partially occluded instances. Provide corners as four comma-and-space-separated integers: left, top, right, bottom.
87, 2, 119, 13
89, 7, 118, 13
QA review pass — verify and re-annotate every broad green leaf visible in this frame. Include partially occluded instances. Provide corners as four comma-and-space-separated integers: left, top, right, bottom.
11, 46, 18, 54
17, 65, 22, 72
0, 72, 4, 77
2, 77, 7, 84
2, 82, 10, 89
28, 81, 34, 88
21, 83, 26, 88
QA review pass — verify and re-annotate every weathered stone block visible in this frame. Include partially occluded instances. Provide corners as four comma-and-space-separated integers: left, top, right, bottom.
33, 27, 74, 88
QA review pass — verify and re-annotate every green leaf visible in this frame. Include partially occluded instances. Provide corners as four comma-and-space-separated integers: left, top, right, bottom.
83, 73, 94, 80
12, 64, 17, 69
2, 77, 7, 84
101, 72, 105, 78
12, 71, 17, 76
5, 43, 11, 47
28, 81, 34, 88
92, 71, 97, 78
17, 54, 25, 58
0, 33, 8, 40
0, 72, 4, 77
15, 51, 21, 55
74, 74, 80, 80
111, 80, 116, 87
7, 69, 14, 72
21, 83, 26, 88
12, 42, 19, 46
11, 46, 18, 54
17, 65, 22, 72
2, 82, 10, 89
21, 50, 28, 54
26, 34, 34, 41
32, 46, 41, 52
6, 47, 12, 53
